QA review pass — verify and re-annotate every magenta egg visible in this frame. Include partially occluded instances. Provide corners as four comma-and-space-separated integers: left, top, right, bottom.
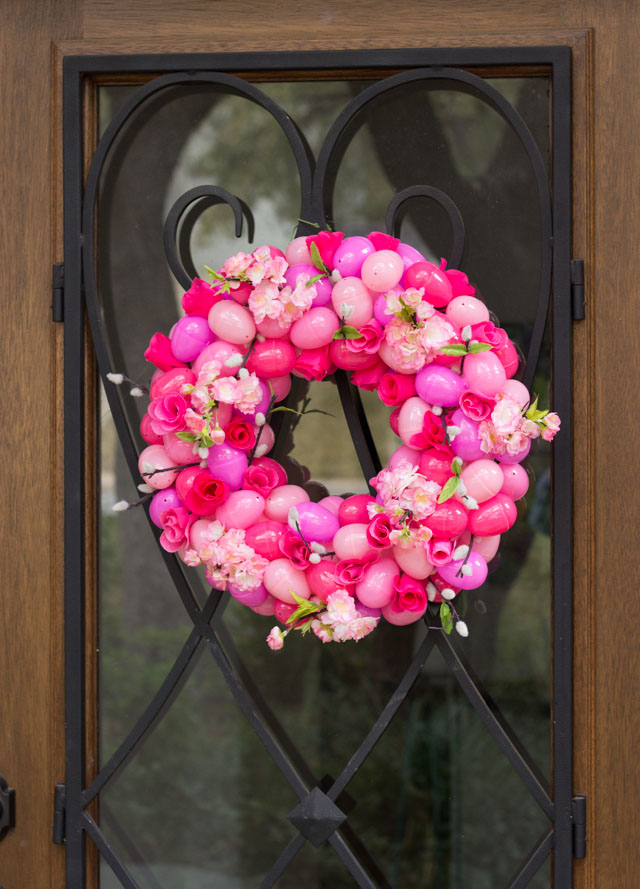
421, 501, 468, 538
264, 485, 310, 523
306, 560, 342, 603
216, 490, 265, 529
140, 414, 163, 445
500, 464, 530, 500
332, 523, 370, 560
284, 263, 318, 290
446, 296, 490, 327
333, 236, 375, 277
392, 545, 434, 580
138, 445, 178, 490
338, 494, 377, 525
170, 314, 214, 362
149, 487, 184, 527
192, 340, 244, 376
246, 339, 296, 377
290, 307, 341, 349
263, 558, 311, 603
419, 449, 453, 486
389, 445, 420, 470
460, 459, 504, 503
228, 582, 268, 608
330, 339, 379, 370
415, 363, 466, 407
494, 339, 519, 378
310, 276, 334, 307
373, 293, 396, 326
330, 277, 374, 328
437, 552, 488, 590
463, 351, 507, 398
176, 465, 201, 503
361, 250, 404, 292
290, 502, 340, 543
149, 367, 196, 400
355, 558, 400, 608
398, 396, 431, 448
208, 302, 256, 345
285, 237, 312, 266
467, 493, 517, 536
274, 600, 297, 624
244, 520, 288, 560
403, 261, 453, 307
449, 409, 486, 461
206, 443, 248, 491
496, 438, 531, 464
228, 282, 252, 306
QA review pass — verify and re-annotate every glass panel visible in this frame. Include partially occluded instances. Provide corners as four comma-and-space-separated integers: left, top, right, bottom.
97, 71, 552, 888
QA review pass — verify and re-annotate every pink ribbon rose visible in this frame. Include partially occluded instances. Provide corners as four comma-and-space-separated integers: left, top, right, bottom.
366, 513, 393, 549
224, 419, 256, 451
144, 332, 187, 372
181, 277, 222, 316
242, 457, 286, 498
294, 345, 335, 381
391, 573, 427, 613
459, 390, 495, 422
184, 471, 229, 516
159, 507, 194, 553
279, 532, 311, 569
378, 371, 417, 406
147, 393, 188, 435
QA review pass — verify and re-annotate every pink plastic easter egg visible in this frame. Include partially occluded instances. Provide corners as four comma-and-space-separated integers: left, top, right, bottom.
382, 602, 427, 626
188, 519, 213, 552
290, 307, 340, 349
446, 296, 490, 327
216, 490, 265, 529
138, 445, 178, 490
309, 276, 334, 308
206, 443, 248, 491
264, 485, 310, 523
330, 277, 374, 328
171, 314, 214, 362
274, 601, 297, 624
140, 414, 163, 445
449, 409, 485, 461
373, 293, 396, 326
228, 282, 252, 306
252, 595, 277, 616
437, 552, 488, 590
500, 464, 530, 500
361, 250, 404, 292
460, 529, 501, 562
496, 438, 531, 464
176, 465, 201, 503
419, 449, 454, 486
376, 340, 414, 374
263, 558, 311, 604
285, 237, 312, 265
256, 317, 289, 338
397, 242, 426, 276
415, 363, 466, 407
494, 339, 519, 378
319, 495, 343, 517
246, 339, 296, 377
463, 351, 507, 398
268, 375, 292, 403
403, 261, 453, 307
244, 521, 288, 560
389, 445, 420, 470
421, 500, 468, 538
338, 494, 376, 525
398, 396, 431, 448
333, 523, 370, 560
150, 367, 196, 400
208, 302, 256, 345
149, 487, 183, 527
255, 423, 275, 457
192, 340, 243, 376
290, 502, 340, 543
330, 339, 379, 370
306, 560, 342, 603
501, 379, 530, 409
163, 432, 196, 464
460, 459, 504, 503
355, 558, 400, 608
228, 581, 268, 608
284, 263, 318, 290
392, 545, 434, 580
333, 236, 375, 277
467, 493, 517, 536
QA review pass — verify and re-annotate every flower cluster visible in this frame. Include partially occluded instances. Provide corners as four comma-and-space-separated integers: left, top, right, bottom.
114, 229, 560, 648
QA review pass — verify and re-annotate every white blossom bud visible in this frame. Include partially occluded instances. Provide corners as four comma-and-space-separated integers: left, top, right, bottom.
137, 483, 153, 493
331, 269, 342, 283
461, 564, 473, 576
129, 387, 143, 397
310, 542, 327, 554
430, 405, 443, 416
453, 544, 469, 561
441, 587, 456, 600
198, 447, 209, 459
455, 620, 469, 637
112, 500, 129, 511
340, 301, 355, 320
309, 553, 321, 564
255, 412, 266, 426
224, 354, 243, 368
142, 461, 155, 473
200, 460, 208, 468
426, 581, 438, 602
456, 479, 467, 497
255, 333, 266, 343
237, 367, 250, 380
106, 373, 124, 384
288, 506, 300, 526
192, 444, 200, 455
463, 495, 479, 510
461, 325, 472, 342
446, 425, 461, 441
255, 443, 269, 458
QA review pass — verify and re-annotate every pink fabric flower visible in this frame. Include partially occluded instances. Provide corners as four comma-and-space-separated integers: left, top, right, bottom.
243, 457, 286, 498
459, 391, 494, 422
391, 573, 427, 613
279, 532, 311, 569
426, 538, 454, 566
147, 393, 188, 435
144, 332, 187, 372
409, 410, 448, 450
266, 627, 284, 650
368, 231, 400, 252
159, 507, 194, 553
182, 278, 222, 315
440, 259, 475, 297
305, 231, 344, 269
345, 319, 384, 354
351, 360, 386, 391
184, 471, 229, 515
335, 551, 379, 586
378, 372, 417, 406
366, 513, 393, 548
223, 419, 256, 451
471, 321, 507, 349
542, 412, 561, 441
294, 345, 335, 381
491, 396, 523, 436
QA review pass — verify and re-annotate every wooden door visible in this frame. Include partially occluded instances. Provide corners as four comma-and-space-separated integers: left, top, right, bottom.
0, 2, 636, 888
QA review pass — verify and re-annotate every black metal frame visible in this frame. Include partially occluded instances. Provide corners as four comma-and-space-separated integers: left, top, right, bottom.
63, 46, 573, 889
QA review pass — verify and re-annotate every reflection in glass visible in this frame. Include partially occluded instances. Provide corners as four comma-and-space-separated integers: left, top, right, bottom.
97, 73, 553, 887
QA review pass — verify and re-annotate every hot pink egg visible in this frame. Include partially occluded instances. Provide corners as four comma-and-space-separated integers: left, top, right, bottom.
306, 559, 342, 603
228, 582, 268, 608
419, 449, 453, 486
171, 314, 214, 362
246, 339, 296, 377
206, 443, 248, 490
330, 339, 380, 370
290, 502, 340, 543
437, 552, 488, 590
150, 367, 196, 400
449, 410, 486, 462
333, 236, 375, 277
467, 493, 517, 536
338, 494, 376, 525
244, 520, 288, 559
421, 500, 468, 538
140, 414, 163, 445
403, 261, 453, 307
496, 438, 531, 464
415, 363, 466, 407
267, 374, 292, 403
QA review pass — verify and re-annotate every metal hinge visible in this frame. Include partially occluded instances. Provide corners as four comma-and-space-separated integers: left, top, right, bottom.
571, 259, 585, 321
52, 262, 64, 322
52, 783, 66, 844
572, 793, 587, 858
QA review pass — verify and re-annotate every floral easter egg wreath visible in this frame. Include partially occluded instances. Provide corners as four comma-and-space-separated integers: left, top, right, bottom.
111, 230, 560, 649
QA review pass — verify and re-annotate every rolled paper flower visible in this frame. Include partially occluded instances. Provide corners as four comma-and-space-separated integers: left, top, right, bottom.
390, 573, 428, 613
366, 513, 393, 549
182, 277, 222, 315
345, 318, 384, 354
378, 371, 417, 407
470, 321, 506, 348
459, 390, 494, 422
184, 470, 229, 516
350, 360, 387, 390
144, 331, 187, 372
159, 507, 194, 553
336, 551, 379, 587
243, 457, 287, 499
223, 419, 256, 451
147, 393, 188, 436
293, 344, 335, 381
279, 531, 311, 569
426, 538, 455, 566
389, 407, 401, 436
444, 266, 475, 297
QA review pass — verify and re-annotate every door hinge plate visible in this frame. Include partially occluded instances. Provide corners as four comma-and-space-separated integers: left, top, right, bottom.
571, 259, 585, 321
572, 793, 587, 858
52, 262, 64, 323
52, 783, 66, 844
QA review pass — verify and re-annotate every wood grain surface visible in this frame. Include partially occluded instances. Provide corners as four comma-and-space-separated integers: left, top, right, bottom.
0, 1, 638, 887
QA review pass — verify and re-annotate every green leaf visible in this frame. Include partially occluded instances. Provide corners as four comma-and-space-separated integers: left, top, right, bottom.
203, 264, 225, 282
440, 602, 453, 635
176, 432, 198, 443
342, 325, 363, 339
332, 330, 346, 340
438, 476, 460, 503
309, 241, 330, 274
468, 341, 492, 353
524, 396, 539, 419
440, 344, 468, 357
286, 592, 322, 625
302, 408, 335, 418
270, 405, 304, 416
201, 433, 214, 448
306, 273, 327, 286
451, 457, 463, 476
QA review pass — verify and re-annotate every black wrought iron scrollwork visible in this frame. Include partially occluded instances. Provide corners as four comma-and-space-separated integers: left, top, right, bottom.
64, 47, 573, 889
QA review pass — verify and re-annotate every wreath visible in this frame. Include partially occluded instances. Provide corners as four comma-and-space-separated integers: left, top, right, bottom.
110, 231, 560, 648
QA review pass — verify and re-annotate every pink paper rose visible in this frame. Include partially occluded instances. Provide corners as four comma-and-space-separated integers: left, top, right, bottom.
378, 371, 417, 406
351, 360, 387, 391
305, 231, 344, 269
335, 551, 379, 586
147, 393, 188, 435
345, 319, 384, 354
159, 507, 194, 553
459, 391, 495, 422
391, 573, 427, 613
224, 419, 256, 451
279, 532, 311, 569
294, 345, 335, 381
182, 277, 222, 315
243, 457, 286, 498
368, 231, 400, 252
144, 332, 187, 372
366, 513, 393, 548
471, 321, 508, 349
426, 538, 454, 566
183, 471, 229, 516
